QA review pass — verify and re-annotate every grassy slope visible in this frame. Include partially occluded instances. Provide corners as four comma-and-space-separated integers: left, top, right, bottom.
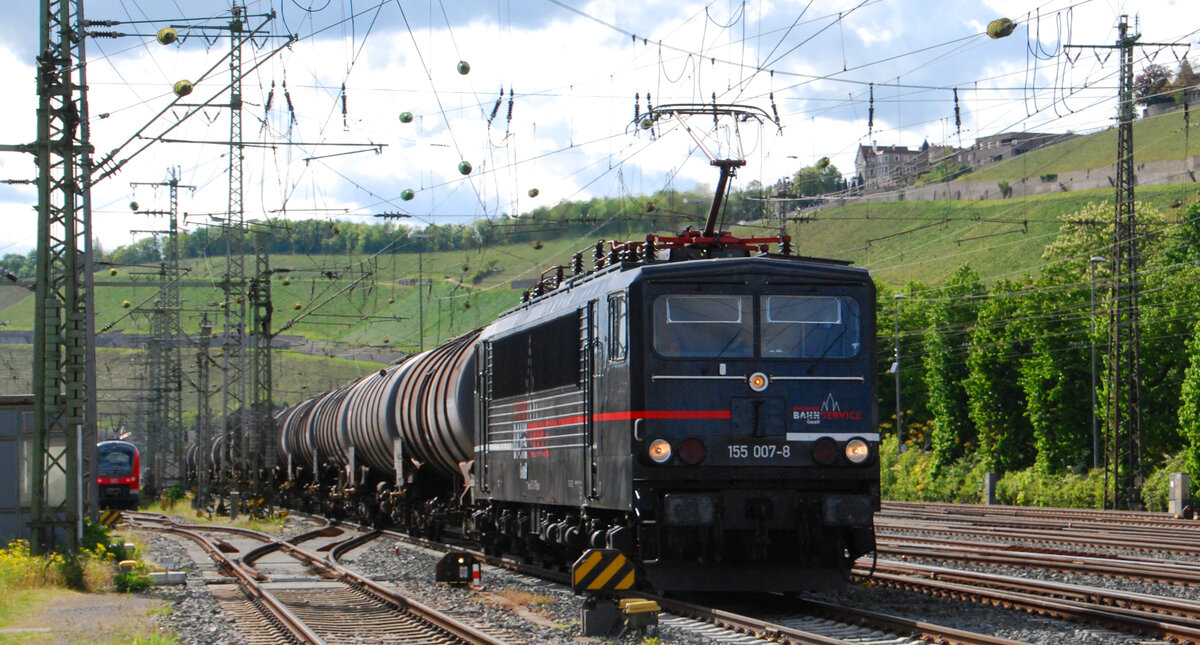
960, 110, 1197, 182
760, 183, 1200, 287
0, 345, 388, 424
3, 186, 1199, 345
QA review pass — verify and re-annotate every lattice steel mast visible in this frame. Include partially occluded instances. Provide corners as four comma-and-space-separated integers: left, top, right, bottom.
131, 168, 191, 497
220, 2, 250, 494
1067, 16, 1177, 509
248, 229, 275, 496
19, 0, 97, 552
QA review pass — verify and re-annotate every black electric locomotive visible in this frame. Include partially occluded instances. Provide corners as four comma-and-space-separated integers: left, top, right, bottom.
469, 236, 877, 592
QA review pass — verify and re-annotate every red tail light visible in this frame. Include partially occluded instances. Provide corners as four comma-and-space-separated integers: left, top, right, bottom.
679, 438, 706, 465
811, 437, 838, 465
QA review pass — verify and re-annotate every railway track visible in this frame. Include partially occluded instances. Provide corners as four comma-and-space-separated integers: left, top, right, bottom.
359, 524, 1024, 645
879, 501, 1200, 555
860, 558, 1200, 644
128, 513, 510, 644
876, 536, 1200, 586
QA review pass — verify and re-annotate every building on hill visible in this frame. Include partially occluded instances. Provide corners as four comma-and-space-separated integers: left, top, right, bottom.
854, 131, 1080, 194
854, 144, 920, 191
953, 131, 1079, 169
1143, 85, 1200, 118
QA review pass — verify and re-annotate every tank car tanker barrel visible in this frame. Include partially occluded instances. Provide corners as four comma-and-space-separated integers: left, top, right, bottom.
393, 331, 481, 479
278, 395, 320, 475
340, 361, 411, 474
311, 385, 354, 469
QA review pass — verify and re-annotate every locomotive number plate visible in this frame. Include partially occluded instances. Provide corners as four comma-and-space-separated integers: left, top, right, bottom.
727, 443, 792, 459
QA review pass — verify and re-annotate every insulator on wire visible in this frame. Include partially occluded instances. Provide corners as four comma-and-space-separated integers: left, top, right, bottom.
634, 92, 640, 122
283, 81, 295, 116
868, 83, 874, 132
488, 87, 503, 127
712, 92, 718, 125
506, 88, 514, 122
770, 92, 780, 128
647, 92, 656, 137
341, 83, 348, 129
954, 88, 961, 134
283, 81, 296, 132
264, 81, 275, 115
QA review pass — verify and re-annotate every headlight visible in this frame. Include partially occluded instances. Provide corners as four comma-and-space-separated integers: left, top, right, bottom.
648, 439, 673, 463
748, 372, 769, 392
845, 438, 871, 464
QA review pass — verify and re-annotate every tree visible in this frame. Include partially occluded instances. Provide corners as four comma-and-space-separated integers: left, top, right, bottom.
1134, 63, 1173, 107
791, 161, 843, 197
923, 265, 983, 470
1177, 319, 1200, 486
967, 279, 1034, 473
1016, 265, 1092, 473
1173, 59, 1196, 104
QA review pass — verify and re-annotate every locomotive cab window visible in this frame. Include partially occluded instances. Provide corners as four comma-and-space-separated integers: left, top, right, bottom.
608, 293, 628, 362
761, 295, 861, 359
653, 295, 753, 358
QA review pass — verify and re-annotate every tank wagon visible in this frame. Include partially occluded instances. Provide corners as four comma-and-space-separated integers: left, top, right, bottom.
274, 228, 879, 592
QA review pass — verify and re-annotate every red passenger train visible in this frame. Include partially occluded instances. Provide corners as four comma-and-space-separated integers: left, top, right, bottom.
97, 440, 140, 510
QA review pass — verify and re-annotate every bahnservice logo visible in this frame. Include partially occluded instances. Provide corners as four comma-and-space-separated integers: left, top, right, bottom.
792, 393, 862, 425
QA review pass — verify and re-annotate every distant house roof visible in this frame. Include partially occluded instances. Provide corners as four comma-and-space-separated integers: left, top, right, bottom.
857, 144, 913, 158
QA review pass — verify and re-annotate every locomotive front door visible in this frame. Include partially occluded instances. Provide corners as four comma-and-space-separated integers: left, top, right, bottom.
585, 300, 600, 500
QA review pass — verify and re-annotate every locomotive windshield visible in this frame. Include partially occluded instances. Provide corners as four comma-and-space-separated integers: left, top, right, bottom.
98, 445, 134, 477
653, 295, 753, 358
653, 294, 861, 359
762, 295, 861, 359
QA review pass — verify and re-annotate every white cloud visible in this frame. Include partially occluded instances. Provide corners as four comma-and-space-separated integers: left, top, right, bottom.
0, 0, 1192, 254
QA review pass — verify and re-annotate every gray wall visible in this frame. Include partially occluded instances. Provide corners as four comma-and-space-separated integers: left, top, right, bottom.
0, 395, 35, 546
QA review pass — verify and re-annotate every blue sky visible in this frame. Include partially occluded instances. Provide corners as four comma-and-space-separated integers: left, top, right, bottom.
0, 0, 1194, 256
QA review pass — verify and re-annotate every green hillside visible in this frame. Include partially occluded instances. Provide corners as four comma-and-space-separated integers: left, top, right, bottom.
960, 109, 1197, 182
1, 183, 1197, 350
780, 183, 1199, 287
0, 345, 386, 427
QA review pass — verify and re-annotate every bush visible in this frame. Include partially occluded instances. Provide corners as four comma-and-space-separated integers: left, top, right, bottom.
994, 467, 1105, 508
113, 566, 153, 593
0, 540, 65, 591
1141, 455, 1190, 511
162, 485, 186, 510
471, 259, 502, 284
879, 437, 987, 503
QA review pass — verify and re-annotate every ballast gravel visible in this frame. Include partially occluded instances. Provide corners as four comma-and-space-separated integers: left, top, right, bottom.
131, 518, 1181, 644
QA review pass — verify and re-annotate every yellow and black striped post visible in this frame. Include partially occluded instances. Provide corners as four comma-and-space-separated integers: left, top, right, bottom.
571, 549, 637, 594
99, 510, 123, 527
